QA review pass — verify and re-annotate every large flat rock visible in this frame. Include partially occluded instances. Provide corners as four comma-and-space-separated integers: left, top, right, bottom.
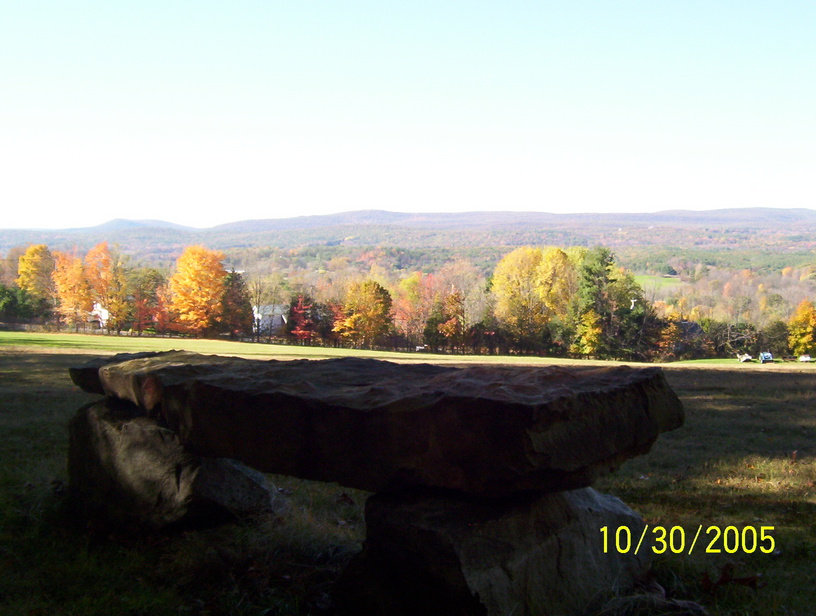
71, 351, 683, 497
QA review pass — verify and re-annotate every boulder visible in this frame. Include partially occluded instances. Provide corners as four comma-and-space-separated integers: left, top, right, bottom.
68, 351, 168, 396
68, 397, 287, 530
70, 351, 683, 498
334, 488, 651, 616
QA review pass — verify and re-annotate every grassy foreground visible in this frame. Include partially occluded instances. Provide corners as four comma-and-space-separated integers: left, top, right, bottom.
0, 331, 815, 615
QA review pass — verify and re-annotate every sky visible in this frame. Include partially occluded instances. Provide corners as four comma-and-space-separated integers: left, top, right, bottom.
2, 2, 815, 229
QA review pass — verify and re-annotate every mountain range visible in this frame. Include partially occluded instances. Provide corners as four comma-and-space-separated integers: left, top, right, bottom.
2, 208, 815, 270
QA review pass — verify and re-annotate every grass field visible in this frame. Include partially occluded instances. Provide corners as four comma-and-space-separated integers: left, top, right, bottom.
634, 274, 684, 293
1, 331, 815, 615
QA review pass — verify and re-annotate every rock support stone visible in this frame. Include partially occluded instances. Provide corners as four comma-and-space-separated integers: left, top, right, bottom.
334, 488, 651, 616
68, 397, 287, 529
70, 351, 684, 498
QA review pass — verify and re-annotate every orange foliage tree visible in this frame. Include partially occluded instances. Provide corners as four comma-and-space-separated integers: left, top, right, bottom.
153, 282, 174, 335
52, 251, 92, 330
85, 242, 129, 332
168, 246, 227, 336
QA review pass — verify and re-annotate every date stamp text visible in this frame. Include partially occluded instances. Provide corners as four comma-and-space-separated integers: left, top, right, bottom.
600, 525, 776, 555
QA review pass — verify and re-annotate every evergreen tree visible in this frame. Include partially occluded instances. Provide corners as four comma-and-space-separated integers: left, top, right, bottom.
219, 270, 253, 339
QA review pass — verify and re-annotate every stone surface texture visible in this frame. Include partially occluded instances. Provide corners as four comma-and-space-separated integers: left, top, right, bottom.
335, 487, 650, 616
70, 351, 684, 497
68, 397, 287, 529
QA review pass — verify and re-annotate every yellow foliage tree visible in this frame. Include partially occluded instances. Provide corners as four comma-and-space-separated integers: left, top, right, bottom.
788, 300, 816, 356
535, 246, 577, 319
17, 244, 55, 303
570, 309, 603, 356
168, 246, 227, 336
491, 246, 548, 345
333, 280, 392, 348
52, 251, 92, 330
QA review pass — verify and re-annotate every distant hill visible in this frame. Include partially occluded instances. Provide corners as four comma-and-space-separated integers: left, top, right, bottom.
210, 208, 816, 232
88, 219, 199, 233
2, 208, 816, 270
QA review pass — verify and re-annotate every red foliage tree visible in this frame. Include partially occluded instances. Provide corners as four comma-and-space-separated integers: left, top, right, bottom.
290, 295, 315, 343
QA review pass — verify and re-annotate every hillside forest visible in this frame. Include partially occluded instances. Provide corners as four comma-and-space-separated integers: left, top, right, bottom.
4, 238, 816, 362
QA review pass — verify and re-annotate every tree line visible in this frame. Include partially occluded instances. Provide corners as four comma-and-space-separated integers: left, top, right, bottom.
5, 243, 252, 338
3, 241, 816, 361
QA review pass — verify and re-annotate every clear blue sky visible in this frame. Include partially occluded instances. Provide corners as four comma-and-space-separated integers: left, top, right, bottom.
2, 2, 814, 229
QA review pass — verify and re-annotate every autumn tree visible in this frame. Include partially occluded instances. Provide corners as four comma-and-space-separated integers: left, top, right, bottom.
52, 251, 92, 331
289, 295, 317, 343
153, 282, 174, 335
333, 280, 393, 348
536, 247, 577, 319
85, 242, 130, 333
435, 290, 467, 352
571, 309, 603, 356
491, 246, 549, 351
128, 268, 165, 336
393, 271, 441, 346
16, 244, 55, 316
2, 246, 26, 286
168, 246, 227, 336
788, 300, 816, 356
436, 259, 489, 333
655, 320, 683, 361
536, 246, 580, 353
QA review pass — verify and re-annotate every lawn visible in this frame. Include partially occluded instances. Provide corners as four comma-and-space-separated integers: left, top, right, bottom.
1, 331, 814, 615
634, 274, 684, 293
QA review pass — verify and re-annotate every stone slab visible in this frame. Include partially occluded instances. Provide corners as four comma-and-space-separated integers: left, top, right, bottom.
70, 351, 683, 497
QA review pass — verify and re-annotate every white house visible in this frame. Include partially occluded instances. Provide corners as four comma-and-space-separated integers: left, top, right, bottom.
252, 304, 288, 336
91, 302, 110, 329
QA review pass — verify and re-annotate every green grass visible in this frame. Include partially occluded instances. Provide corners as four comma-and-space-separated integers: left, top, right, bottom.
635, 274, 684, 292
0, 330, 629, 366
595, 365, 816, 615
1, 332, 815, 614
